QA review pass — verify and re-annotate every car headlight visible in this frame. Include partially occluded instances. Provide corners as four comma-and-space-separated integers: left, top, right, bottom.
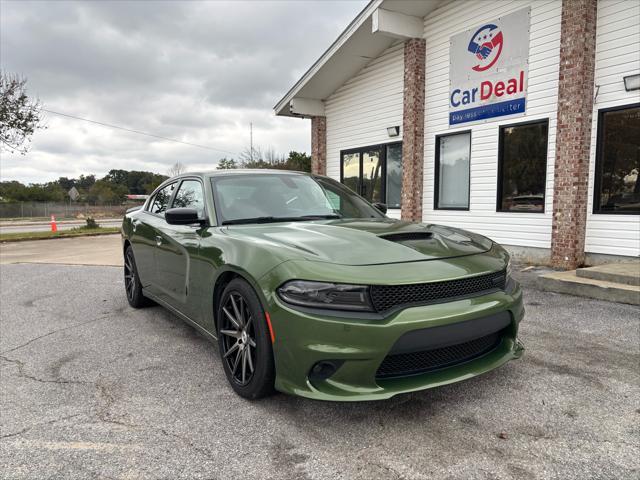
506, 256, 513, 280
277, 280, 374, 312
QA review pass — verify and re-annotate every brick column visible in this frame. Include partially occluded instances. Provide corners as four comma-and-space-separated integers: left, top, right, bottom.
401, 38, 426, 222
310, 116, 327, 175
550, 0, 597, 269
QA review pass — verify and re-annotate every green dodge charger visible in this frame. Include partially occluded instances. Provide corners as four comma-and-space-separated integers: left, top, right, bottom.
121, 170, 524, 401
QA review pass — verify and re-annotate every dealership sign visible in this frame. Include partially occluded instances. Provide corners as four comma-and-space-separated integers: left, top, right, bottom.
449, 8, 530, 125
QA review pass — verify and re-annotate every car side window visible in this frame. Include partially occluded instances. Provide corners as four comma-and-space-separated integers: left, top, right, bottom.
149, 183, 176, 216
172, 180, 205, 218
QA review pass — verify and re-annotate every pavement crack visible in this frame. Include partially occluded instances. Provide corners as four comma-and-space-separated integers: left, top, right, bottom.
0, 426, 32, 440
0, 354, 93, 388
0, 313, 116, 356
0, 414, 82, 440
93, 378, 132, 427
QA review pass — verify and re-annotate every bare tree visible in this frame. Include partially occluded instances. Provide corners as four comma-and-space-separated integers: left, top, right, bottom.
167, 161, 187, 177
263, 145, 285, 163
239, 145, 263, 165
238, 145, 285, 168
0, 72, 45, 155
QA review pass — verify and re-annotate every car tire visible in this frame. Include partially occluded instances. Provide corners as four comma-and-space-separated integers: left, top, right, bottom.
124, 246, 153, 308
217, 278, 275, 399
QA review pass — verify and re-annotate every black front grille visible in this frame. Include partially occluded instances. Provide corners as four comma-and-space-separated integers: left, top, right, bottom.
370, 270, 506, 312
376, 331, 502, 378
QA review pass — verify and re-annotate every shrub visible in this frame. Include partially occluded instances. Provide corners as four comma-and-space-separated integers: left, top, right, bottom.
85, 217, 99, 229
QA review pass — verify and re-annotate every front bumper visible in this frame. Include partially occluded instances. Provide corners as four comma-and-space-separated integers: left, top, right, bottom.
266, 282, 525, 401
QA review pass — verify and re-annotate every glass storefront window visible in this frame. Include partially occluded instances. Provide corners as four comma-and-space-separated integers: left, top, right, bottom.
594, 105, 640, 214
497, 120, 548, 213
435, 132, 471, 209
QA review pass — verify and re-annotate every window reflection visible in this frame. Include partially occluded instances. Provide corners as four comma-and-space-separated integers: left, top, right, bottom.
172, 180, 205, 217
498, 121, 548, 213
149, 183, 176, 216
595, 106, 640, 214
340, 143, 402, 208
362, 149, 382, 203
386, 144, 402, 208
342, 153, 360, 194
437, 132, 470, 209
210, 174, 384, 221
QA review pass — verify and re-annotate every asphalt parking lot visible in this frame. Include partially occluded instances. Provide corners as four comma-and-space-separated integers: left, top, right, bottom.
1, 258, 638, 479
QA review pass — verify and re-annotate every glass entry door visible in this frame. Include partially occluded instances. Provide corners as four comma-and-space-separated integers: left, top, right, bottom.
342, 152, 360, 195
340, 146, 386, 204
361, 149, 383, 202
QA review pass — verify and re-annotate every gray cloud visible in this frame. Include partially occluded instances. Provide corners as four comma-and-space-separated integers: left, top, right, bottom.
0, 0, 365, 182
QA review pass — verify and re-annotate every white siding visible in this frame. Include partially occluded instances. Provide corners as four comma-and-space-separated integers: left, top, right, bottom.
422, 0, 562, 249
585, 0, 640, 257
325, 43, 405, 218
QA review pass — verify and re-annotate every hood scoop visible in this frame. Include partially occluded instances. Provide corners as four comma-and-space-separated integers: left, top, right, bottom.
378, 231, 433, 243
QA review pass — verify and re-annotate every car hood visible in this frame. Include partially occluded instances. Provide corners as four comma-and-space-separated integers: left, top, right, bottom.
221, 219, 493, 266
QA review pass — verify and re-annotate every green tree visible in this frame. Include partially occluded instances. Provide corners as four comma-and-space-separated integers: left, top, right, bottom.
284, 151, 311, 172
103, 169, 129, 187
1, 169, 167, 204
236, 146, 311, 172
217, 158, 237, 169
86, 180, 127, 204
0, 72, 45, 154
57, 177, 75, 191
76, 174, 96, 190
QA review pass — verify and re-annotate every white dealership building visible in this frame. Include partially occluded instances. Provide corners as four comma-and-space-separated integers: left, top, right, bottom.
275, 0, 639, 268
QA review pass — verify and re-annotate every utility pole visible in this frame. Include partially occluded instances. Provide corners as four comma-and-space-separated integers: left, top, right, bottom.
250, 122, 253, 162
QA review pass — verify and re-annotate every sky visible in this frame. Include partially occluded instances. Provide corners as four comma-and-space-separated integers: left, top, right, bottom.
0, 0, 367, 184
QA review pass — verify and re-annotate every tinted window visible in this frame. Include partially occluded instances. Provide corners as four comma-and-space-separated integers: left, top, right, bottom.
386, 143, 403, 209
594, 105, 640, 214
340, 142, 402, 208
362, 149, 383, 203
172, 180, 205, 217
149, 183, 176, 216
342, 153, 359, 194
210, 174, 383, 223
436, 132, 471, 209
497, 120, 548, 213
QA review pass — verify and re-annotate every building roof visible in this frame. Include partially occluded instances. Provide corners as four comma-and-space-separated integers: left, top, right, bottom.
274, 0, 445, 117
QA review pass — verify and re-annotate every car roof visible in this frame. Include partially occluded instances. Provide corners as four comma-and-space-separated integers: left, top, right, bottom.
205, 169, 311, 178
164, 169, 315, 183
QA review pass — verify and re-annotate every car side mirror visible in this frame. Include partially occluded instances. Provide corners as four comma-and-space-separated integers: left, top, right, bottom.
373, 202, 387, 214
165, 208, 206, 226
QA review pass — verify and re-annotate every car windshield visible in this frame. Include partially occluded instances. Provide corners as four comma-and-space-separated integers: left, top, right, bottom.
210, 173, 385, 225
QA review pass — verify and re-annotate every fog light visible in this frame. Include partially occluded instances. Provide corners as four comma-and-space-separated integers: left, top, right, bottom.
309, 360, 343, 382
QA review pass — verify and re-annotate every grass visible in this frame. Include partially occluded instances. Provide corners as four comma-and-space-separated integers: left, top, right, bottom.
0, 226, 120, 243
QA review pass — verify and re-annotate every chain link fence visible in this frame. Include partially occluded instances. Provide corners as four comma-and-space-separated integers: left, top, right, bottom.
0, 202, 128, 220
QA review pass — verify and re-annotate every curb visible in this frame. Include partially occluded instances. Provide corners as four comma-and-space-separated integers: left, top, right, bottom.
0, 231, 121, 244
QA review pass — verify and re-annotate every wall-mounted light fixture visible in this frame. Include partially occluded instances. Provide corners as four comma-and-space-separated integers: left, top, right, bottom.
623, 74, 640, 92
387, 126, 400, 137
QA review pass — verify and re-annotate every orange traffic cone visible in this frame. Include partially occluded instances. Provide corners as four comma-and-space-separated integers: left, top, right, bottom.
50, 215, 57, 233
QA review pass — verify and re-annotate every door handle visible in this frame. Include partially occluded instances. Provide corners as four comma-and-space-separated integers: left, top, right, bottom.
155, 235, 163, 246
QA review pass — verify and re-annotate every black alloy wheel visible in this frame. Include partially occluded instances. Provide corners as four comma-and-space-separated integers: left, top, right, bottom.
217, 278, 275, 399
124, 246, 153, 308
